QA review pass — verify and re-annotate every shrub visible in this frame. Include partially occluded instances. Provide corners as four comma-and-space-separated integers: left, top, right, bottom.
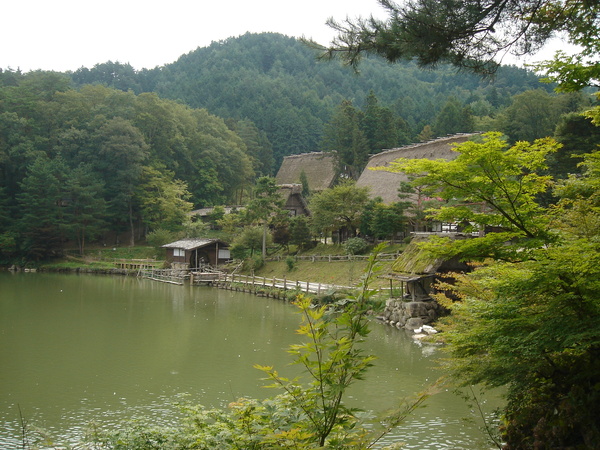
230, 243, 249, 260
146, 229, 177, 258
243, 254, 264, 272
344, 237, 369, 255
285, 255, 296, 271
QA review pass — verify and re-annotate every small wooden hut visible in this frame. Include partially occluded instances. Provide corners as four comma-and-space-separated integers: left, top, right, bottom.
384, 233, 471, 300
162, 238, 230, 269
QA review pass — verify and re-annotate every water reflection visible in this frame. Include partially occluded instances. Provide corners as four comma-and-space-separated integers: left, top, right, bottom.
0, 272, 500, 448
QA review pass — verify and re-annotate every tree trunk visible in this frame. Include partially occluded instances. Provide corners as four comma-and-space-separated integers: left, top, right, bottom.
129, 202, 135, 247
262, 222, 267, 258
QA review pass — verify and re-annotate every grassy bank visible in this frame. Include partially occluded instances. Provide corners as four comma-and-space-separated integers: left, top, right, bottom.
239, 243, 403, 289
250, 259, 394, 289
37, 245, 159, 271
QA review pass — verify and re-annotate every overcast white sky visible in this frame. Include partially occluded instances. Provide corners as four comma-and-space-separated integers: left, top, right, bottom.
2, 0, 389, 72
2, 0, 568, 73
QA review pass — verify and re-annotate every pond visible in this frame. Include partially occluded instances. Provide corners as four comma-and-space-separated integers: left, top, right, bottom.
0, 272, 501, 448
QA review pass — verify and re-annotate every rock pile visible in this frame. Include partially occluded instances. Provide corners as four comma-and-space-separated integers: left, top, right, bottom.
378, 298, 443, 330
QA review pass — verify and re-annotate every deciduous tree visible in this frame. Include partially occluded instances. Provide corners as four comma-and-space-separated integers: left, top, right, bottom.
380, 132, 559, 260
93, 117, 149, 246
390, 131, 600, 447
245, 176, 286, 257
135, 165, 193, 233
309, 180, 370, 241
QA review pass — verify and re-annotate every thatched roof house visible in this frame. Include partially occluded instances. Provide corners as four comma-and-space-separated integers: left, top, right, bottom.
189, 206, 243, 218
278, 184, 310, 216
356, 133, 479, 204
275, 152, 336, 192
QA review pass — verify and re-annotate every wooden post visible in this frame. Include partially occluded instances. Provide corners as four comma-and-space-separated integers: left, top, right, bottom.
318, 283, 321, 295
389, 278, 393, 298
283, 276, 287, 290
306, 280, 310, 293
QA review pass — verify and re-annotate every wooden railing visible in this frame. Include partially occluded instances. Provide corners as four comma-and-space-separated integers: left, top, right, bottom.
114, 259, 162, 270
211, 273, 352, 295
139, 268, 186, 285
265, 252, 399, 263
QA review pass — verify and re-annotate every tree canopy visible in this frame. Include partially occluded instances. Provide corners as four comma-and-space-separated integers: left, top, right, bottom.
387, 132, 600, 447
318, 0, 600, 82
0, 33, 590, 262
309, 180, 370, 239
0, 73, 257, 259
66, 33, 552, 165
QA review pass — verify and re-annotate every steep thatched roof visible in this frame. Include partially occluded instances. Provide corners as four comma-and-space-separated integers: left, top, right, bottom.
275, 152, 336, 192
189, 206, 244, 217
391, 236, 445, 276
390, 233, 473, 278
356, 133, 479, 204
277, 184, 311, 216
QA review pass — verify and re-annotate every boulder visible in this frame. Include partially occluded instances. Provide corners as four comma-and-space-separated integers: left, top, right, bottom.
405, 317, 424, 330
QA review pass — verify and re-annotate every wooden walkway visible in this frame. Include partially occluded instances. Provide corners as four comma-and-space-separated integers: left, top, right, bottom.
140, 269, 353, 295
115, 259, 162, 270
139, 268, 187, 285
203, 273, 352, 295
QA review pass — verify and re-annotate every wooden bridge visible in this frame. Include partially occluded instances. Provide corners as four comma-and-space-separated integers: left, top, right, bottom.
140, 268, 353, 295
138, 268, 188, 285
115, 259, 162, 270
199, 272, 352, 295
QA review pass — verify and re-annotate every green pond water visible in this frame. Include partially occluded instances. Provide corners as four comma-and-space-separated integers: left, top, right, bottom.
0, 272, 501, 448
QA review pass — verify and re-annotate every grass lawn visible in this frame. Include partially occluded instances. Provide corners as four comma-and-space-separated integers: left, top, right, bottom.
252, 259, 395, 288
245, 242, 403, 288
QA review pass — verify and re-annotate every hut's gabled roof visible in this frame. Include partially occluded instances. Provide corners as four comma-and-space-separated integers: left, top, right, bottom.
391, 237, 445, 276
389, 233, 472, 279
162, 238, 228, 250
277, 184, 311, 216
356, 134, 479, 204
189, 206, 244, 217
275, 152, 336, 192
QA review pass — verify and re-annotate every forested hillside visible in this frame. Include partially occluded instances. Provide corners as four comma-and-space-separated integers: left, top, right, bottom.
1, 32, 593, 262
0, 71, 260, 260
71, 32, 550, 166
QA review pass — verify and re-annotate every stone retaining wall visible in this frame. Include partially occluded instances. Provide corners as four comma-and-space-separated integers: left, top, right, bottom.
379, 298, 444, 330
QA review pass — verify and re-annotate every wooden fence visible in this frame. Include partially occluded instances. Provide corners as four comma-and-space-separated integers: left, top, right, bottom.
114, 259, 162, 270
266, 252, 399, 263
139, 268, 187, 285
205, 272, 352, 295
